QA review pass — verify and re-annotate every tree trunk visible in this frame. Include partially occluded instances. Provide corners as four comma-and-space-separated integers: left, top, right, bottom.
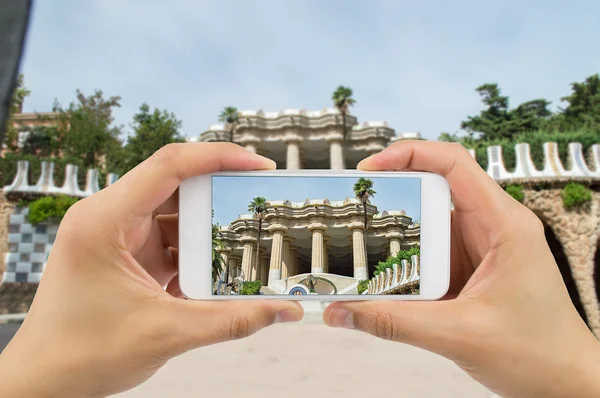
229, 125, 234, 143
363, 200, 369, 268
254, 218, 262, 283
342, 111, 347, 142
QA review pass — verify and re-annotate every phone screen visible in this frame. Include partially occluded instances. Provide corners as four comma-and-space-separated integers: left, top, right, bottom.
211, 175, 420, 296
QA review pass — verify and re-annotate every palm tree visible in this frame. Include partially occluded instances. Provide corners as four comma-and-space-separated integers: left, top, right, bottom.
218, 106, 239, 142
248, 197, 268, 282
212, 223, 225, 284
353, 177, 376, 235
331, 86, 356, 142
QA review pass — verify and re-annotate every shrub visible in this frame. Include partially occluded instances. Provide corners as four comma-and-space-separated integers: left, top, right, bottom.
27, 195, 79, 225
240, 280, 262, 295
357, 280, 369, 295
505, 185, 525, 203
374, 247, 420, 277
562, 183, 592, 209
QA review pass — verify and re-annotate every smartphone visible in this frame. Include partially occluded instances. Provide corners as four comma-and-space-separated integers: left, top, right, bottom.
178, 170, 450, 300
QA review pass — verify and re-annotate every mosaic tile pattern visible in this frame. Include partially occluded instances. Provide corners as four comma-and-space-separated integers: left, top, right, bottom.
2, 207, 57, 284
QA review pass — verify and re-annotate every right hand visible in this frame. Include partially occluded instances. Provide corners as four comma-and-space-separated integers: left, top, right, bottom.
324, 141, 600, 398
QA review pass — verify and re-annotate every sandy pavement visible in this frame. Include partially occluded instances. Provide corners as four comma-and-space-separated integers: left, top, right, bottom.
115, 304, 494, 398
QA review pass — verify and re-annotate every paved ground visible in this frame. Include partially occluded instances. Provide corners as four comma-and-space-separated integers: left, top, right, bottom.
1, 305, 496, 397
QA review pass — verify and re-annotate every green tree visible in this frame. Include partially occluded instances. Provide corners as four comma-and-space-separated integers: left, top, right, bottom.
212, 223, 225, 283
555, 74, 600, 131
248, 197, 268, 282
218, 106, 239, 143
353, 178, 376, 231
122, 103, 184, 172
53, 90, 123, 169
20, 125, 61, 157
332, 86, 356, 142
460, 84, 551, 140
3, 73, 31, 151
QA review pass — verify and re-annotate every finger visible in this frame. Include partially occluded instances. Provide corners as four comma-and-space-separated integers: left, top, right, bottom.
134, 220, 177, 285
357, 141, 508, 215
323, 300, 468, 360
166, 250, 184, 298
164, 299, 304, 354
107, 142, 275, 221
156, 214, 178, 249
155, 188, 179, 216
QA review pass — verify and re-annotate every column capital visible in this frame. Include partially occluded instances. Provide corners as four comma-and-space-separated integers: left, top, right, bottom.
308, 222, 328, 232
385, 231, 404, 240
347, 221, 365, 231
239, 236, 257, 244
237, 134, 261, 145
325, 131, 344, 143
267, 223, 288, 233
282, 134, 304, 144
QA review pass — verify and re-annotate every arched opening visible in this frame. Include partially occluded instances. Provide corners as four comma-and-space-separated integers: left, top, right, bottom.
544, 224, 588, 324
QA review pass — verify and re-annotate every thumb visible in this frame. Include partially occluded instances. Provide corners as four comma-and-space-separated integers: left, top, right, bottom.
164, 299, 304, 355
323, 300, 470, 359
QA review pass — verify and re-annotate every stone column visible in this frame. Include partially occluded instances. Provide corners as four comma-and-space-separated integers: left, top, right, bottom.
227, 256, 239, 282
268, 224, 288, 285
218, 249, 230, 281
260, 251, 269, 285
309, 221, 327, 273
524, 190, 600, 337
289, 248, 298, 276
281, 237, 294, 279
389, 238, 401, 256
241, 239, 255, 281
329, 139, 345, 170
285, 141, 301, 170
349, 221, 368, 280
244, 143, 257, 153
323, 237, 330, 273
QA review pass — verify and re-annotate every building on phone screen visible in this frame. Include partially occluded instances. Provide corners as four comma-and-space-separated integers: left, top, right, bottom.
214, 198, 420, 296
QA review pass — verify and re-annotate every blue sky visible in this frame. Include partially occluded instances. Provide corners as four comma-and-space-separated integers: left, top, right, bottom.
212, 176, 420, 226
19, 1, 600, 140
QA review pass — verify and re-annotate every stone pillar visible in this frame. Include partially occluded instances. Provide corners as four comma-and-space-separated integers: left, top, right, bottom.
217, 249, 229, 281
309, 221, 327, 273
349, 221, 368, 280
227, 256, 239, 282
244, 143, 257, 153
387, 231, 403, 257
329, 139, 345, 170
241, 239, 255, 281
268, 224, 288, 285
281, 237, 294, 279
323, 238, 330, 273
286, 141, 301, 170
289, 248, 298, 276
524, 190, 600, 337
260, 251, 269, 285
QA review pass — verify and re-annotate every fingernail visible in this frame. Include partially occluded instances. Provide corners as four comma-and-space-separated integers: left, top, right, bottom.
274, 309, 300, 324
328, 308, 354, 329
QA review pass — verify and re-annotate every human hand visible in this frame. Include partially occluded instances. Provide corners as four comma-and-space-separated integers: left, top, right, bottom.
324, 141, 600, 398
0, 143, 303, 398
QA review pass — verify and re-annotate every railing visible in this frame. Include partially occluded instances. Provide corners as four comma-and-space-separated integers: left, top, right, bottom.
3, 161, 119, 198
366, 255, 420, 295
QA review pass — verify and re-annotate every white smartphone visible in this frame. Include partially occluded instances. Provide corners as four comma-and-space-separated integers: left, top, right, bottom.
179, 170, 450, 300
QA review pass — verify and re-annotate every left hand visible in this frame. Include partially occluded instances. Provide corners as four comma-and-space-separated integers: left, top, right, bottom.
0, 143, 304, 398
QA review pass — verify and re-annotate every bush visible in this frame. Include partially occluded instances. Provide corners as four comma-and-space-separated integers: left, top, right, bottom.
27, 195, 79, 225
357, 280, 369, 295
240, 280, 262, 295
505, 185, 525, 202
374, 247, 420, 277
562, 183, 592, 209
